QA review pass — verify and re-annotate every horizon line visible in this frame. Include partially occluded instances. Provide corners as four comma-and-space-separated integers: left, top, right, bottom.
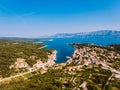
0, 30, 119, 38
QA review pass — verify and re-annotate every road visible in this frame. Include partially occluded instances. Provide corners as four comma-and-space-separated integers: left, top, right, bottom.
0, 69, 37, 83
100, 62, 120, 75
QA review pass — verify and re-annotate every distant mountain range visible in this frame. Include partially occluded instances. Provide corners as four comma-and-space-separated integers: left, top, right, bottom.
51, 30, 120, 38
0, 30, 120, 39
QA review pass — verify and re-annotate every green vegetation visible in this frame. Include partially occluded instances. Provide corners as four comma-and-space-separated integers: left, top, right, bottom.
109, 44, 120, 51
0, 42, 120, 90
0, 40, 53, 77
71, 43, 116, 51
0, 65, 117, 90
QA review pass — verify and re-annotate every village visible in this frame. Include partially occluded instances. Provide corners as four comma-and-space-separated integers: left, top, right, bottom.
53, 44, 120, 79
10, 50, 57, 73
0, 50, 57, 83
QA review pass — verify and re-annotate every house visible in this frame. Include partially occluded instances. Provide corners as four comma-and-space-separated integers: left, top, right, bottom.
67, 66, 76, 71
39, 68, 47, 74
13, 58, 28, 69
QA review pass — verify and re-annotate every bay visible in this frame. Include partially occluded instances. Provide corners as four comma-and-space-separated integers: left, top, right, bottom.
41, 37, 120, 63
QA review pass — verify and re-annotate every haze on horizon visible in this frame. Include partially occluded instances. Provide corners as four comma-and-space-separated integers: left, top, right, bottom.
0, 0, 120, 37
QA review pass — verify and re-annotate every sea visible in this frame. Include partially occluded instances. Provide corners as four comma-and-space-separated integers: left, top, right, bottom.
39, 37, 120, 63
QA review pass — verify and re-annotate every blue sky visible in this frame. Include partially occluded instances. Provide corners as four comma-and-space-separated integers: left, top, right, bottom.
0, 0, 120, 37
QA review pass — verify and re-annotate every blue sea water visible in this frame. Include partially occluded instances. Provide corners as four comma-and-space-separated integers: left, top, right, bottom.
41, 37, 120, 63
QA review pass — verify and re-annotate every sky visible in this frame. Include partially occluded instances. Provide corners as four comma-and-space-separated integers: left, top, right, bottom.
0, 0, 120, 37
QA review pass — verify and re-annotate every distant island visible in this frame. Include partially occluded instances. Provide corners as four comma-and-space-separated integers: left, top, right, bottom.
0, 30, 120, 40
51, 30, 120, 38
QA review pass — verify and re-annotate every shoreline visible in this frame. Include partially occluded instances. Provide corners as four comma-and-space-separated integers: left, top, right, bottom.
0, 49, 57, 83
38, 45, 47, 49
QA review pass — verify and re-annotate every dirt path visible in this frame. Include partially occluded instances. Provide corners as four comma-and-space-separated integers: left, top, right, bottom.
0, 70, 36, 83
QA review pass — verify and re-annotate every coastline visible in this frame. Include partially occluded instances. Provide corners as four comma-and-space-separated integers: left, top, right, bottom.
38, 45, 47, 49
0, 49, 57, 83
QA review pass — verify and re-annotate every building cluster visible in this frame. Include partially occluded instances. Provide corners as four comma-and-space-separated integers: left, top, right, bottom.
65, 45, 120, 72
10, 58, 28, 69
9, 50, 57, 73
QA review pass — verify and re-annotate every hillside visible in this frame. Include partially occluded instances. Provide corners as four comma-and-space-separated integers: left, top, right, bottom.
0, 43, 120, 90
0, 40, 56, 78
51, 30, 120, 38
